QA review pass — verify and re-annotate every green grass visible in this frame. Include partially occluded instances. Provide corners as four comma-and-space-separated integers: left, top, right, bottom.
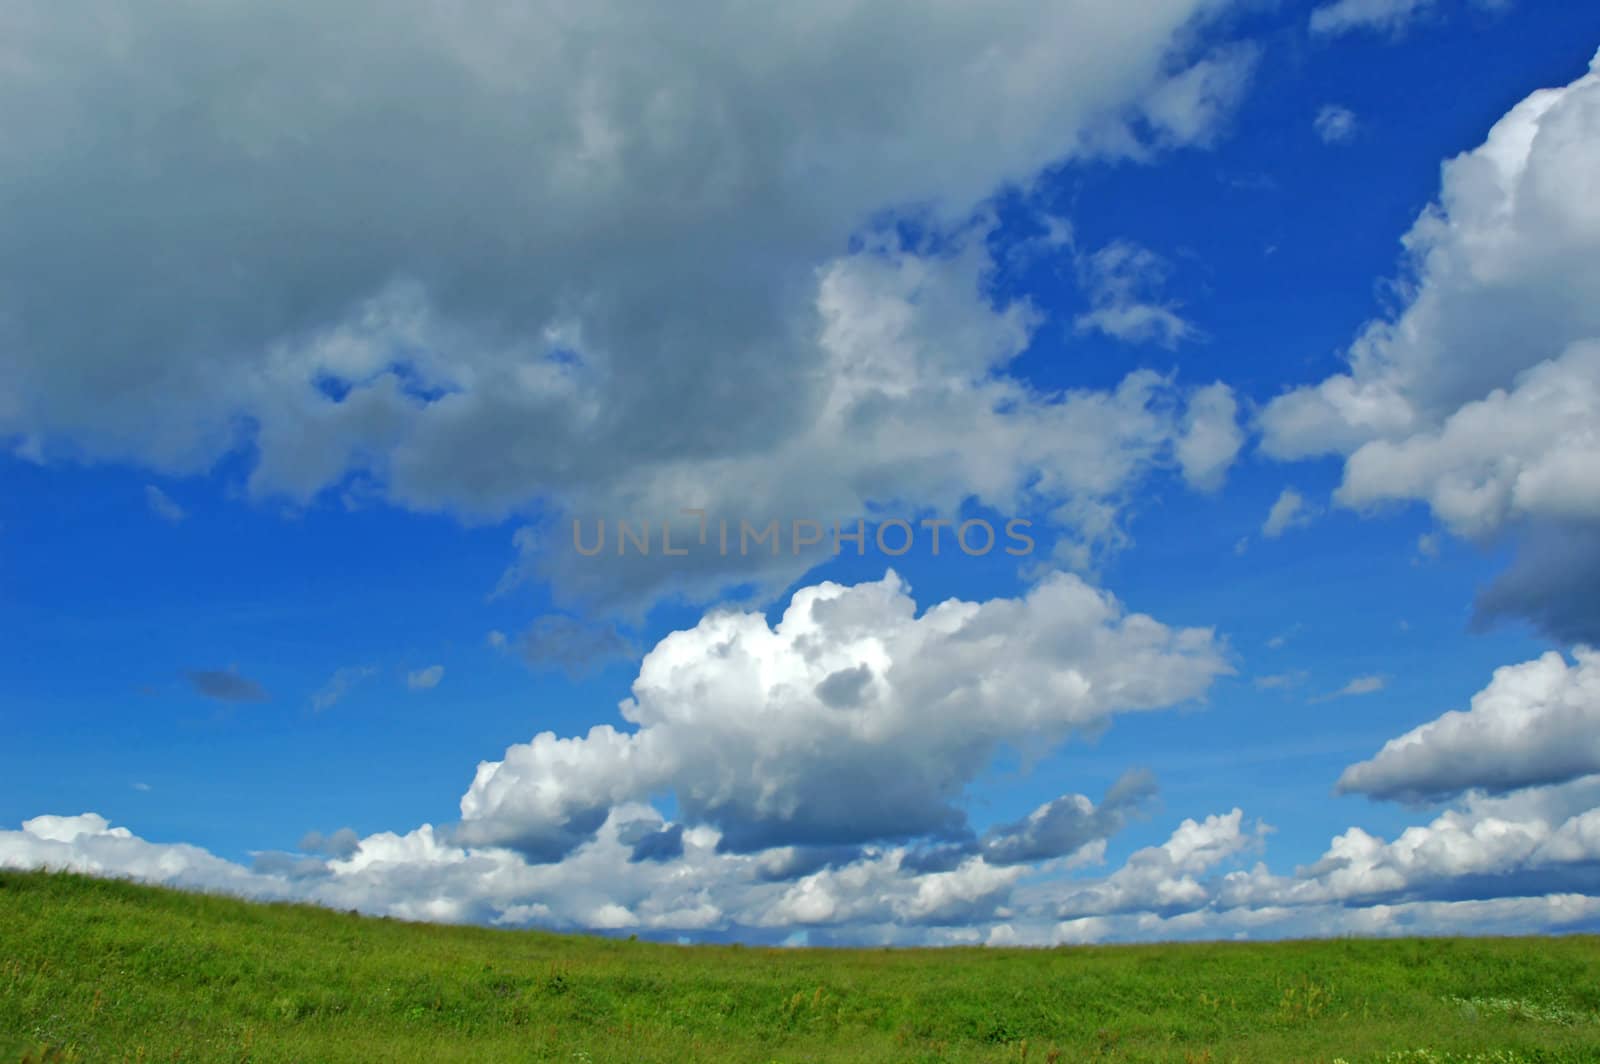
3, 870, 1599, 1062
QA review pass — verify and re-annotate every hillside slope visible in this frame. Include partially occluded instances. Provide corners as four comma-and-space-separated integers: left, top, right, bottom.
2, 870, 1599, 1062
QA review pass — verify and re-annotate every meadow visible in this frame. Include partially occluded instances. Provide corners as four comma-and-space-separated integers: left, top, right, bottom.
2, 869, 1598, 1062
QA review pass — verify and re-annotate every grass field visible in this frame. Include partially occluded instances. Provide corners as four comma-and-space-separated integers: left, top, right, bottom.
2, 870, 1598, 1062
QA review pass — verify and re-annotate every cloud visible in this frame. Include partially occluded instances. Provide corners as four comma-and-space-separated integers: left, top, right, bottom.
1312, 674, 1387, 702
144, 485, 185, 523
1314, 104, 1358, 144
8, 775, 1600, 944
1262, 488, 1314, 538
186, 668, 269, 704
1338, 649, 1600, 803
1473, 521, 1600, 645
903, 769, 1159, 873
628, 824, 686, 865
504, 615, 636, 677
525, 229, 1244, 611
298, 828, 362, 859
1036, 808, 1269, 919
1266, 624, 1303, 649
406, 665, 444, 691
1260, 51, 1600, 641
310, 666, 375, 712
454, 570, 1228, 860
1309, 0, 1436, 36
0, 0, 1253, 611
981, 769, 1159, 866
1175, 383, 1245, 492
1074, 240, 1199, 349
1228, 775, 1600, 912
1136, 42, 1261, 152
1308, 0, 1506, 38
1334, 343, 1600, 539
14, 662, 1600, 945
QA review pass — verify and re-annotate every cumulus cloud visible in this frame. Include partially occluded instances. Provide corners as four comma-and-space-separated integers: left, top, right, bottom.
1041, 808, 1268, 919
1339, 649, 1600, 802
1335, 343, 1600, 538
1260, 52, 1600, 641
1227, 775, 1600, 912
8, 774, 1600, 944
186, 668, 269, 704
0, 0, 1255, 611
1314, 104, 1358, 144
455, 570, 1229, 859
406, 665, 444, 691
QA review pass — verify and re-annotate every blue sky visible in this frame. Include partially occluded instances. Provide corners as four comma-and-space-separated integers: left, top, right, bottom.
4, 0, 1600, 944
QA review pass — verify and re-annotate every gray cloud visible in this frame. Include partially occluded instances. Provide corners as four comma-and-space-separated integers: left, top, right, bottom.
515, 615, 635, 677
1474, 521, 1600, 645
0, 0, 1251, 611
298, 827, 362, 859
186, 669, 268, 704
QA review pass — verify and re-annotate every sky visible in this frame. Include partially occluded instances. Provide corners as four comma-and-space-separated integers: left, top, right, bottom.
3, 0, 1600, 946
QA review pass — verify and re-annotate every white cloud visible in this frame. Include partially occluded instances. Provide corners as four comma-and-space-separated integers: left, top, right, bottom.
1262, 487, 1314, 538
1035, 809, 1269, 919
1339, 648, 1600, 802
1176, 383, 1245, 492
456, 569, 1229, 857
1314, 104, 1358, 144
1074, 240, 1199, 349
1225, 775, 1600, 912
1260, 51, 1600, 639
9, 769, 1600, 944
1334, 342, 1600, 537
406, 665, 444, 691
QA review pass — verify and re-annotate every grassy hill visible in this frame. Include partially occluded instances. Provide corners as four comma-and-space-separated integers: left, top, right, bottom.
2, 870, 1599, 1062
